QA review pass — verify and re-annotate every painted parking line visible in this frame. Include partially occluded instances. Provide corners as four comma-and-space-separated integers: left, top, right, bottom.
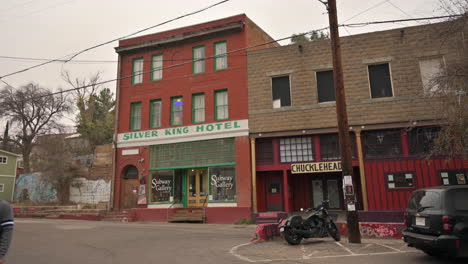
230, 241, 419, 263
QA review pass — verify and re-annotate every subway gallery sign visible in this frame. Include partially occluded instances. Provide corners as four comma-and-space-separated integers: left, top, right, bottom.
117, 120, 248, 148
291, 161, 342, 174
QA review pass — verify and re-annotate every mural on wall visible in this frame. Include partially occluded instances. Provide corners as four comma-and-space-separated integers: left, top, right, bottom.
69, 177, 111, 204
14, 173, 57, 202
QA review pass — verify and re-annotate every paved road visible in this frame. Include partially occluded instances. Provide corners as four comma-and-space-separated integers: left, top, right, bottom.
9, 219, 465, 264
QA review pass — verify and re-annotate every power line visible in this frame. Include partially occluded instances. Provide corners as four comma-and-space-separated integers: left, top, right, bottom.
3, 14, 462, 102
0, 0, 231, 80
343, 0, 390, 23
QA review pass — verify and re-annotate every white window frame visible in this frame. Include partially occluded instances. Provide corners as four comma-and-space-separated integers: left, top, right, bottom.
270, 74, 292, 109
0, 156, 7, 164
366, 61, 394, 99
419, 56, 445, 96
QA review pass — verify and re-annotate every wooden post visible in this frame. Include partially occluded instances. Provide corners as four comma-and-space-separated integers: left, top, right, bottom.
250, 137, 258, 213
355, 130, 369, 211
326, 0, 361, 243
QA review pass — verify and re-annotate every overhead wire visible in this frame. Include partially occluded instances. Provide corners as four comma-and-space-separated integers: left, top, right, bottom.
2, 14, 463, 102
0, 0, 231, 80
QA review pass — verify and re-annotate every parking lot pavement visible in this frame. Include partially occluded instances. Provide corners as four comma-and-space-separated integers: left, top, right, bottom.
230, 237, 419, 262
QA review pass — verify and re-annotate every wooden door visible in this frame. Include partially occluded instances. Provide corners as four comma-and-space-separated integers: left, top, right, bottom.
121, 178, 138, 209
187, 169, 208, 207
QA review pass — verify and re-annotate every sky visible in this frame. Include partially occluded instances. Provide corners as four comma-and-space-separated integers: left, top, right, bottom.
0, 0, 449, 129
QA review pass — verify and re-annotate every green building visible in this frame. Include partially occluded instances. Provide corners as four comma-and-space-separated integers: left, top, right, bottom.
0, 149, 20, 201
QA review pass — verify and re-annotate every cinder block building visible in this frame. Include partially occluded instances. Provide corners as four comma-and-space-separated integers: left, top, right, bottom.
113, 14, 278, 223
247, 21, 468, 216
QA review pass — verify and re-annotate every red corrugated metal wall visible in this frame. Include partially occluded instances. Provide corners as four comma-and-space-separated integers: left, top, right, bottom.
365, 158, 468, 210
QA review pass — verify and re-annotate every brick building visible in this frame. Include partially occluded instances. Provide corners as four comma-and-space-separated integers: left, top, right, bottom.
113, 14, 277, 223
247, 21, 468, 215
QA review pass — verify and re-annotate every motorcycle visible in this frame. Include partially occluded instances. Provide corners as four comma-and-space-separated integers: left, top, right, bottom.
278, 200, 341, 245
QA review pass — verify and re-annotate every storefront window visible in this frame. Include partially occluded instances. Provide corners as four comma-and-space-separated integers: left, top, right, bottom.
279, 136, 314, 163
150, 170, 174, 203
209, 167, 236, 201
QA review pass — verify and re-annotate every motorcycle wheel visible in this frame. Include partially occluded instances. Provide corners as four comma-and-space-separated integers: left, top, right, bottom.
283, 227, 303, 245
327, 221, 341, 242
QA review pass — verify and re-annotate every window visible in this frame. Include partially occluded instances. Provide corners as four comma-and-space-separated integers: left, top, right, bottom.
171, 96, 183, 126
386, 172, 414, 189
256, 138, 273, 164
452, 189, 468, 211
0, 184, 3, 192
123, 166, 138, 179
316, 70, 335, 102
408, 190, 441, 210
215, 90, 228, 120
130, 102, 142, 131
132, 57, 144, 84
408, 127, 439, 155
320, 134, 357, 160
272, 76, 291, 108
214, 41, 227, 70
368, 63, 393, 98
364, 129, 401, 158
209, 167, 236, 201
279, 136, 314, 163
440, 170, 467, 186
0, 156, 7, 164
151, 54, 163, 81
150, 99, 162, 128
419, 57, 444, 95
192, 46, 205, 74
192, 93, 205, 123
150, 170, 174, 203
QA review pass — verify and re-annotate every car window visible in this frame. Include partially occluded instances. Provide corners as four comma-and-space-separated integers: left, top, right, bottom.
408, 190, 441, 210
453, 189, 468, 211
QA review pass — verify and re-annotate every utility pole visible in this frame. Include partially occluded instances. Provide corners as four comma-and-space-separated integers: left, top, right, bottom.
322, 0, 361, 243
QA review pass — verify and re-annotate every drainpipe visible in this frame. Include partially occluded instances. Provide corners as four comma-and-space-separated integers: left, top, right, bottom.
250, 137, 257, 213
110, 54, 122, 211
355, 130, 369, 211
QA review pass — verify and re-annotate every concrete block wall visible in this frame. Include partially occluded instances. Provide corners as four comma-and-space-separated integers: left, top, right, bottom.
247, 22, 466, 133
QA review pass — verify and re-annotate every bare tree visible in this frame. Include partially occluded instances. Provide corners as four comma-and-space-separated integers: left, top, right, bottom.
425, 1, 468, 158
32, 134, 86, 204
0, 83, 72, 172
62, 71, 114, 153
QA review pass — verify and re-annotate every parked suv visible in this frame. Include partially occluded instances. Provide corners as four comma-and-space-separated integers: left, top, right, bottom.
403, 185, 468, 257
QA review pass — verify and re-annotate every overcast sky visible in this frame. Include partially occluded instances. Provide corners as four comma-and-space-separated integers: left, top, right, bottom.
0, 0, 448, 129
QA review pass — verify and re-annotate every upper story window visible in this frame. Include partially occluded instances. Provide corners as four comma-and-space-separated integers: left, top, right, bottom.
272, 76, 291, 108
171, 96, 183, 126
0, 156, 7, 164
192, 46, 205, 74
130, 102, 142, 131
419, 57, 444, 95
150, 99, 162, 128
364, 129, 401, 158
316, 70, 335, 103
256, 138, 273, 164
408, 126, 439, 155
192, 93, 205, 123
215, 90, 228, 120
132, 57, 144, 84
151, 54, 163, 81
279, 136, 314, 163
368, 63, 393, 98
214, 41, 227, 70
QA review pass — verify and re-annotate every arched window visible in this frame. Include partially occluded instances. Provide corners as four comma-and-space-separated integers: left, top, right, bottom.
124, 166, 138, 179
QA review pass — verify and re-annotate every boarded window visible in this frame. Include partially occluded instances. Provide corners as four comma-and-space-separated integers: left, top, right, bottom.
272, 76, 291, 108
368, 63, 393, 98
316, 70, 335, 102
364, 129, 401, 158
256, 138, 273, 164
419, 57, 444, 95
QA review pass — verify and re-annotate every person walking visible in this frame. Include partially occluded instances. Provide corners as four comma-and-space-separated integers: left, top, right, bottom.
0, 200, 14, 263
